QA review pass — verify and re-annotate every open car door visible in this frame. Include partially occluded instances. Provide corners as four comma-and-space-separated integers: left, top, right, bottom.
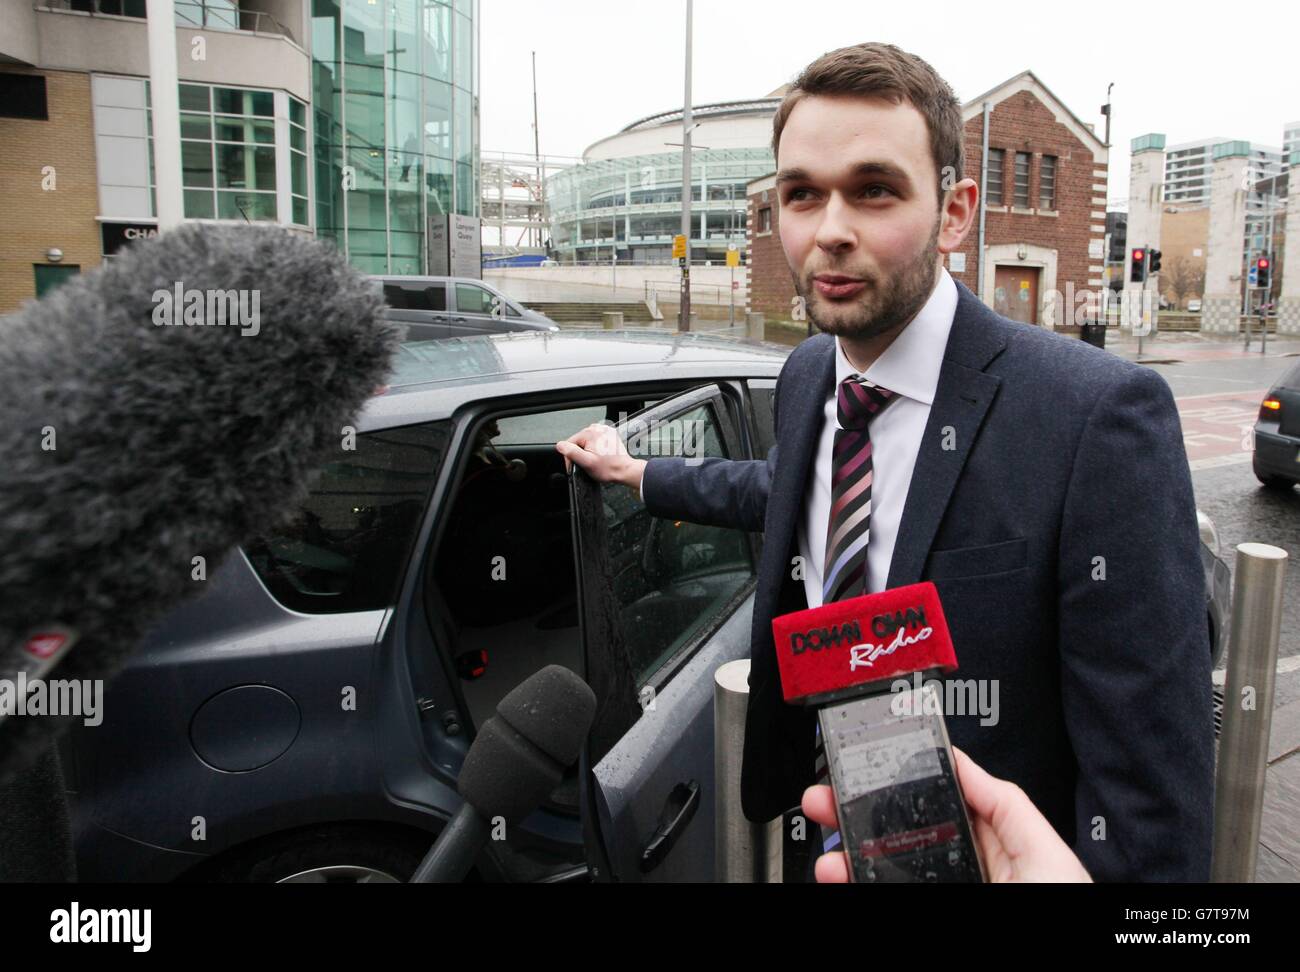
569, 382, 760, 881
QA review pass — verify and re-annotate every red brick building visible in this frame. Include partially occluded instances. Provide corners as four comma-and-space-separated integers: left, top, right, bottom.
746, 71, 1109, 328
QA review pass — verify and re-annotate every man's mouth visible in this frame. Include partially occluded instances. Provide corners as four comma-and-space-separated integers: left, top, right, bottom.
813, 274, 866, 299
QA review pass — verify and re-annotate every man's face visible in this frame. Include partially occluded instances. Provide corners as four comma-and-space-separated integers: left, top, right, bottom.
776, 94, 943, 340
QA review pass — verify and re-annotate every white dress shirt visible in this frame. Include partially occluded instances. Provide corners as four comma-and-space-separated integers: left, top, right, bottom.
799, 268, 957, 607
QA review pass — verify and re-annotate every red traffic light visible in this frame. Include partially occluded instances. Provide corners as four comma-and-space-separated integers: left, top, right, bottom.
1132, 248, 1145, 261
1258, 257, 1269, 269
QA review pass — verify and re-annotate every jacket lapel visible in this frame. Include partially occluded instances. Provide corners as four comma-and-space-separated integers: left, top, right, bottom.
766, 333, 835, 586
885, 283, 1010, 589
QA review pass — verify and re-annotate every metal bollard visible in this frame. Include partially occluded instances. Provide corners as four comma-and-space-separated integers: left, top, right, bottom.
1211, 542, 1288, 882
715, 660, 781, 881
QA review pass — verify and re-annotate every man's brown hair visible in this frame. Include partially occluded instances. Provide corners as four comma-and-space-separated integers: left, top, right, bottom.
771, 42, 964, 202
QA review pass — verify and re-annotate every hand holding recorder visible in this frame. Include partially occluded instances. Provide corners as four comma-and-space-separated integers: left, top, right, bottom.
802, 747, 1093, 883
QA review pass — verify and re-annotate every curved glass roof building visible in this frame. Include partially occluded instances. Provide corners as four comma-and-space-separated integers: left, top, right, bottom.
546, 93, 780, 265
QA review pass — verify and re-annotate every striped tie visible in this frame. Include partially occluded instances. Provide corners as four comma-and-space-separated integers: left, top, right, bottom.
812, 374, 899, 859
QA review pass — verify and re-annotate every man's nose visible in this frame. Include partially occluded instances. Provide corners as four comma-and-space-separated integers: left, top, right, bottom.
815, 192, 856, 255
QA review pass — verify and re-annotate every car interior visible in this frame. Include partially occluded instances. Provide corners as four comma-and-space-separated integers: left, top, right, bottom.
426, 386, 760, 813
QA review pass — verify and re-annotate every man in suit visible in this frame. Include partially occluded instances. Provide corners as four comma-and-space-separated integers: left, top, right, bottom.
557, 42, 1213, 882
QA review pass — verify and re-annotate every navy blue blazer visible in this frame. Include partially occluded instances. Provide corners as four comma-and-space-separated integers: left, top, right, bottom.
641, 281, 1214, 882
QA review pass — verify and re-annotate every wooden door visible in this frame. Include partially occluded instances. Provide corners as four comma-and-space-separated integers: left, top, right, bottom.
993, 265, 1040, 324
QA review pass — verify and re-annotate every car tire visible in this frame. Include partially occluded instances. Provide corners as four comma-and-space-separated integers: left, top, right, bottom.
199, 824, 439, 884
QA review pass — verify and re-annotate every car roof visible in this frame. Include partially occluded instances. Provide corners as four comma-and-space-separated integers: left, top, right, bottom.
360, 329, 788, 429
370, 274, 493, 287
1276, 358, 1300, 392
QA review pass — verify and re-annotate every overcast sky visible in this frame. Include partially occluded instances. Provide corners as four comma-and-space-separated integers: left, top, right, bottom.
480, 0, 1298, 209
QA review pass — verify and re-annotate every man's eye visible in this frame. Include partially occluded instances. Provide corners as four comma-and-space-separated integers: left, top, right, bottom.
862, 184, 893, 199
787, 188, 812, 202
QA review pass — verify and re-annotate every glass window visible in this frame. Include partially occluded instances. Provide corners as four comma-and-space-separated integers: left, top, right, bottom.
383, 281, 447, 311
214, 117, 276, 144
748, 382, 775, 459
603, 402, 756, 684
244, 421, 450, 614
1039, 155, 1057, 210
1013, 152, 1031, 208
214, 87, 274, 118
179, 83, 210, 112
455, 161, 473, 215
492, 406, 608, 446
182, 140, 214, 188
180, 112, 211, 139
180, 81, 293, 223
289, 94, 309, 226
184, 188, 216, 218
422, 1, 452, 80
217, 191, 278, 220
215, 143, 276, 190
389, 0, 420, 75
986, 149, 1004, 206
758, 207, 771, 233
455, 283, 494, 314
453, 12, 472, 91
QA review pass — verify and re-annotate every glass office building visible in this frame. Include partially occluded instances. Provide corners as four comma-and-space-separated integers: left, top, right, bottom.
2, 0, 480, 311
311, 0, 479, 274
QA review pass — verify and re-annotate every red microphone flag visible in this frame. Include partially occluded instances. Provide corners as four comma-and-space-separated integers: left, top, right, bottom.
771, 581, 957, 705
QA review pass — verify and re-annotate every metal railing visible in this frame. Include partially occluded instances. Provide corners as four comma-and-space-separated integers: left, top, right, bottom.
38, 0, 295, 42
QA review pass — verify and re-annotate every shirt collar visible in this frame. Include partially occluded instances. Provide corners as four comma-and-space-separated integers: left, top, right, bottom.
834, 266, 958, 408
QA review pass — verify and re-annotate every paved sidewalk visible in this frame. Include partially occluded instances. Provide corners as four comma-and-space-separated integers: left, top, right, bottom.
1099, 329, 1300, 364
1250, 682, 1300, 882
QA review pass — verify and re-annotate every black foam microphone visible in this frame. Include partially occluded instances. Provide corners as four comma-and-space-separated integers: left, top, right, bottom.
0, 224, 402, 849
411, 665, 597, 883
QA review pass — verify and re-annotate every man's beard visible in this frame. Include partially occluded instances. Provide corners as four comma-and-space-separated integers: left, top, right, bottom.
797, 218, 941, 340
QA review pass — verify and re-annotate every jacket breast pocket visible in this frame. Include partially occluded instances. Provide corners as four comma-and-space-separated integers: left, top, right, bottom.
924, 537, 1027, 581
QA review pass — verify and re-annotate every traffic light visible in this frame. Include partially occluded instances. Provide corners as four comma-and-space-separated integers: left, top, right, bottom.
1257, 257, 1271, 290
1130, 248, 1146, 283
1148, 249, 1162, 274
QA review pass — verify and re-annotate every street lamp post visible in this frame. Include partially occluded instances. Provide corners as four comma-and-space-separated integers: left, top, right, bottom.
678, 0, 693, 332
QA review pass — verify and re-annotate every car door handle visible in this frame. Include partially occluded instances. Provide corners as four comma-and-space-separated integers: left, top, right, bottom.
639, 780, 700, 873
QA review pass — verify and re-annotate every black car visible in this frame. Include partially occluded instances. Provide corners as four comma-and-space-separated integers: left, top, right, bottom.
63, 330, 1231, 883
1253, 357, 1300, 490
375, 274, 559, 341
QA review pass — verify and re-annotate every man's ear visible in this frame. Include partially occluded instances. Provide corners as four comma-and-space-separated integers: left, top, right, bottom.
937, 178, 978, 253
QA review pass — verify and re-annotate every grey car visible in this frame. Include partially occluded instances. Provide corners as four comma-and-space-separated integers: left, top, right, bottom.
63, 330, 1231, 883
1252, 357, 1300, 490
374, 274, 559, 341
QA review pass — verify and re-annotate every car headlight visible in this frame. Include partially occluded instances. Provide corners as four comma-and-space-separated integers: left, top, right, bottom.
1196, 510, 1220, 555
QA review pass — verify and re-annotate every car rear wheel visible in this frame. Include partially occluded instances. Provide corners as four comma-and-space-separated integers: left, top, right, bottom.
200, 824, 438, 884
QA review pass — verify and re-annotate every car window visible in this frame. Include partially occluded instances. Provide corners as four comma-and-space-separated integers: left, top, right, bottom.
748, 380, 776, 459
1279, 360, 1300, 392
383, 281, 447, 312
455, 283, 495, 315
244, 421, 450, 613
492, 405, 607, 445
600, 402, 756, 685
